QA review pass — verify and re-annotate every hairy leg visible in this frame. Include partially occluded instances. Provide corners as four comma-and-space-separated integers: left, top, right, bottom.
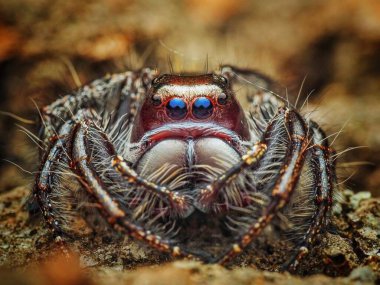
71, 119, 212, 260
38, 68, 156, 146
215, 108, 309, 265
285, 121, 335, 271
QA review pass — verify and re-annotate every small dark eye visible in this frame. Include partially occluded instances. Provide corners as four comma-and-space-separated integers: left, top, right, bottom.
166, 98, 187, 119
217, 93, 227, 105
220, 76, 228, 85
152, 94, 162, 106
193, 97, 213, 119
152, 76, 161, 85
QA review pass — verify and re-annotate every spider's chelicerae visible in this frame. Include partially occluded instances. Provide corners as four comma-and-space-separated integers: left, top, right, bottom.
34, 65, 337, 271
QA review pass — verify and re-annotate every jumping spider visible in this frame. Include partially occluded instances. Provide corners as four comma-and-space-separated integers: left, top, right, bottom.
34, 65, 337, 270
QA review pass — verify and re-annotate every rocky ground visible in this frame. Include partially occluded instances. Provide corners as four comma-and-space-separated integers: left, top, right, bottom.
0, 186, 379, 284
1, 0, 380, 196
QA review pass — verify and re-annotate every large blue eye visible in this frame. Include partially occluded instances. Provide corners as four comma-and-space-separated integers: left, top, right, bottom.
193, 97, 213, 119
166, 98, 187, 119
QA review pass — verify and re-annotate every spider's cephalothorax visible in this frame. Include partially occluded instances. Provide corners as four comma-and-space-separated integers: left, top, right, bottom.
34, 66, 337, 271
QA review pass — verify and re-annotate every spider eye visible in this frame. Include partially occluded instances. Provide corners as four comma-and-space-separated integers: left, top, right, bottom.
192, 97, 213, 119
220, 76, 228, 85
152, 94, 162, 106
217, 93, 227, 105
152, 76, 161, 85
166, 98, 187, 119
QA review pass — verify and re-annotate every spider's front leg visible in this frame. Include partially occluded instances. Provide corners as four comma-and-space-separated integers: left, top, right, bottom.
34, 68, 158, 255
196, 142, 267, 212
71, 119, 210, 260
111, 155, 193, 217
218, 65, 337, 270
34, 110, 91, 255
284, 121, 336, 271
215, 107, 309, 265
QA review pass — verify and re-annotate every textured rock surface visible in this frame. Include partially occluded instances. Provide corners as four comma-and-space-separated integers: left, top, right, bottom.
0, 186, 379, 284
1, 0, 380, 196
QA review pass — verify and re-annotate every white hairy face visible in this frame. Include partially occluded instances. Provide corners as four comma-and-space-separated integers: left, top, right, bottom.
154, 84, 224, 102
136, 137, 241, 176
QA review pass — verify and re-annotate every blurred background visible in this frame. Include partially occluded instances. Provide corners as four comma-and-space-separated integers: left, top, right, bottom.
0, 0, 379, 196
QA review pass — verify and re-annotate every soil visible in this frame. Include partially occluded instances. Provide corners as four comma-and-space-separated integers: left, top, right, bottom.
0, 1, 380, 284
0, 186, 379, 284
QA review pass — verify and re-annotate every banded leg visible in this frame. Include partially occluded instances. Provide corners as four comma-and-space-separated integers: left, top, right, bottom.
196, 142, 267, 210
71, 120, 208, 260
215, 109, 309, 265
194, 103, 289, 212
220, 65, 275, 90
220, 65, 286, 105
112, 156, 192, 217
222, 65, 335, 269
39, 68, 156, 146
34, 118, 78, 254
285, 121, 335, 271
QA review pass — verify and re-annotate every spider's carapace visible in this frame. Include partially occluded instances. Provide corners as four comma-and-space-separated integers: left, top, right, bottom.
131, 74, 251, 145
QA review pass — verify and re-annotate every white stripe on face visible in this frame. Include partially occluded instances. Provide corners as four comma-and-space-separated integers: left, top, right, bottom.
156, 84, 223, 100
